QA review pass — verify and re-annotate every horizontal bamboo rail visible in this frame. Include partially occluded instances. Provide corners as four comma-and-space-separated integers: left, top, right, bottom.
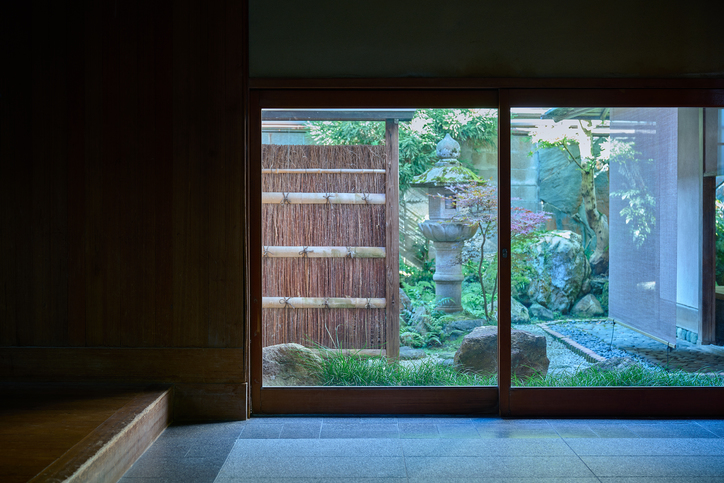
262, 297, 387, 309
263, 246, 386, 258
262, 168, 386, 174
262, 192, 385, 205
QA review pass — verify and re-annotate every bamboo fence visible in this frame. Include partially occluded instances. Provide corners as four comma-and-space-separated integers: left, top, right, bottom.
262, 145, 391, 351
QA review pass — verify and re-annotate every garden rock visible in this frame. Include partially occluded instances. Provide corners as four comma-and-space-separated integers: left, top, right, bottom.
512, 283, 532, 307
589, 276, 608, 296
511, 297, 531, 324
262, 343, 322, 386
527, 230, 591, 314
454, 326, 549, 380
410, 306, 430, 334
443, 319, 482, 339
529, 303, 555, 321
581, 356, 639, 375
399, 288, 412, 312
571, 294, 604, 317
399, 346, 426, 360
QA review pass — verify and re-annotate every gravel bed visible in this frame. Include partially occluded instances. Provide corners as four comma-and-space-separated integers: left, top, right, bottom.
550, 321, 659, 369
513, 324, 592, 375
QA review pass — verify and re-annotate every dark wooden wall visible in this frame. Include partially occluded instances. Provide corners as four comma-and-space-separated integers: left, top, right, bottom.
1, 0, 248, 420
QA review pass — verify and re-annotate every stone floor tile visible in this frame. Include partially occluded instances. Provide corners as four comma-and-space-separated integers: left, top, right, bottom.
581, 456, 724, 477
436, 423, 480, 439
120, 478, 217, 483
319, 428, 400, 439
694, 420, 724, 437
407, 479, 600, 483
123, 456, 226, 480
625, 423, 719, 439
588, 425, 640, 438
475, 427, 561, 438
566, 437, 724, 456
398, 423, 439, 438
217, 455, 407, 479
238, 423, 283, 439
549, 423, 599, 438
184, 440, 236, 458
215, 479, 407, 483
401, 438, 575, 457
231, 438, 403, 457
245, 416, 321, 425
162, 421, 245, 440
398, 417, 473, 424
405, 456, 595, 478
598, 478, 724, 483
279, 422, 322, 439
322, 422, 398, 432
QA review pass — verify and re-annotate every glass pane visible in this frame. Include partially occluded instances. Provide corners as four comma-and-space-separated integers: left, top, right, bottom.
510, 107, 724, 387
261, 108, 498, 387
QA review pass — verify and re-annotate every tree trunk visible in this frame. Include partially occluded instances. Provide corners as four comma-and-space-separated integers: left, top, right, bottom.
581, 167, 609, 274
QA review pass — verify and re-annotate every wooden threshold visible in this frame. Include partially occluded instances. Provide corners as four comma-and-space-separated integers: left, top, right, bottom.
509, 387, 724, 418
0, 384, 171, 483
257, 386, 498, 415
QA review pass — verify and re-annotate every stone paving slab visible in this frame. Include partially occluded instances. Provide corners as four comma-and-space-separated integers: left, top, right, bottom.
118, 418, 724, 482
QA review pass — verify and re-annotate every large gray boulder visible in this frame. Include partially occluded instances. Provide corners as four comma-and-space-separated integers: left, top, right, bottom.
528, 303, 555, 321
454, 326, 549, 380
262, 343, 323, 386
527, 231, 591, 314
571, 294, 604, 317
511, 297, 531, 324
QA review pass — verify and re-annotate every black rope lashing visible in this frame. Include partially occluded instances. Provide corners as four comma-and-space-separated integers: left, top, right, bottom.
323, 193, 333, 205
263, 246, 270, 258
279, 297, 294, 309
280, 192, 291, 205
346, 246, 354, 258
299, 246, 313, 257
366, 298, 372, 309
361, 192, 371, 204
323, 298, 330, 309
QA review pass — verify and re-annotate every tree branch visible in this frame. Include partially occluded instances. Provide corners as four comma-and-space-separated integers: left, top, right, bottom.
561, 139, 583, 170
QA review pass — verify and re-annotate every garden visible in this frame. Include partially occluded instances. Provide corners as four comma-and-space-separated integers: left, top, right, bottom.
261, 107, 724, 388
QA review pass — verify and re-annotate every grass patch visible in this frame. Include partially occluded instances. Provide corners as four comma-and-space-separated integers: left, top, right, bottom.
312, 347, 496, 386
515, 365, 724, 387
310, 348, 724, 387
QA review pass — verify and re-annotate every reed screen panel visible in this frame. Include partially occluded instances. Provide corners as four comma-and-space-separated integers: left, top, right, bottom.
262, 145, 392, 351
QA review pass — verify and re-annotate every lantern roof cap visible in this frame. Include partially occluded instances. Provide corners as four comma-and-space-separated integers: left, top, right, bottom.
411, 134, 481, 188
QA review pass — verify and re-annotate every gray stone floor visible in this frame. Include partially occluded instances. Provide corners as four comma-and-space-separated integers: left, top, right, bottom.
120, 416, 724, 482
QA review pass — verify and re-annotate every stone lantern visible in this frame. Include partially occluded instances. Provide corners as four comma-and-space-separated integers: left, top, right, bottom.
411, 134, 480, 313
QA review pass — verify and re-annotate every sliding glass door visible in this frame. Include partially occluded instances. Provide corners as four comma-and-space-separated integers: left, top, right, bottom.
249, 86, 724, 416
249, 90, 500, 414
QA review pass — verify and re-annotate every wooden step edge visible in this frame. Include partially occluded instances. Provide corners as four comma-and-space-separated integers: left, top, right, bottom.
29, 385, 173, 483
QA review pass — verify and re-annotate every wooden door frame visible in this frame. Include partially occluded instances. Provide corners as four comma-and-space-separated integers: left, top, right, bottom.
247, 80, 724, 417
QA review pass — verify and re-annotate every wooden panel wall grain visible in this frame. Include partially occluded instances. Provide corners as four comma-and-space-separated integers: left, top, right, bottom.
1, 0, 247, 373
